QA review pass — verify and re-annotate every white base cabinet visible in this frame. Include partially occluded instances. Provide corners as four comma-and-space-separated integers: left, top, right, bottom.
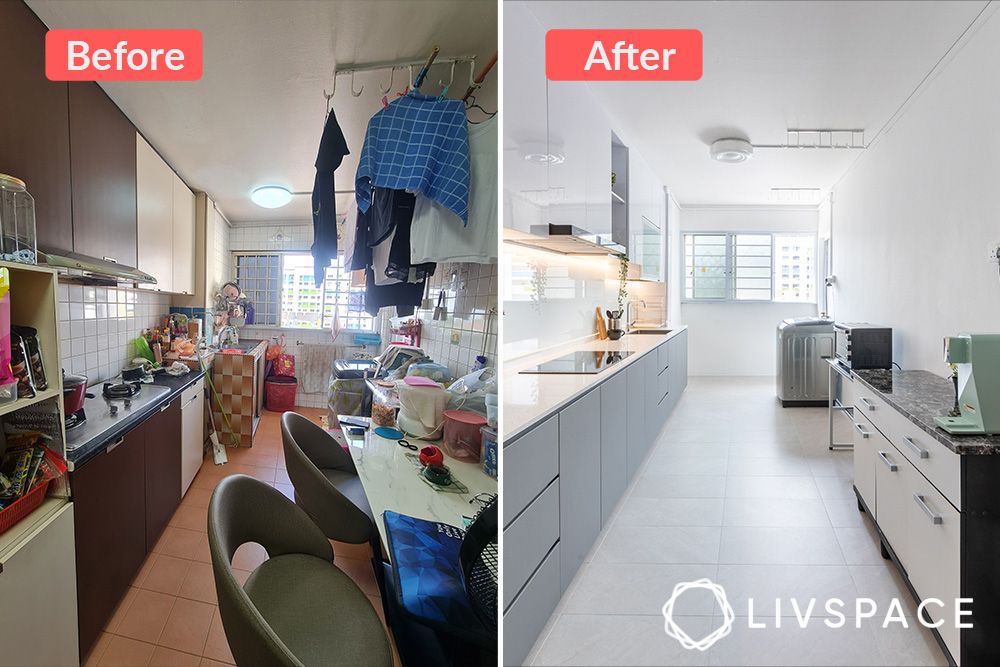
0, 502, 78, 667
180, 376, 205, 497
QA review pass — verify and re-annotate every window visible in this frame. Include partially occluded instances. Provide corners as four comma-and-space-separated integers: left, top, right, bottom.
684, 232, 815, 303
232, 252, 374, 331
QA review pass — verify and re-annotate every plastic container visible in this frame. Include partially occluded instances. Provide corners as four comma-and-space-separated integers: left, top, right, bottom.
265, 375, 297, 412
0, 174, 37, 265
0, 447, 67, 537
441, 409, 487, 462
480, 426, 498, 479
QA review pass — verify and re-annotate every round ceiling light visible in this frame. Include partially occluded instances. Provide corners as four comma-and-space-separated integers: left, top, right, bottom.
250, 185, 293, 208
709, 138, 754, 163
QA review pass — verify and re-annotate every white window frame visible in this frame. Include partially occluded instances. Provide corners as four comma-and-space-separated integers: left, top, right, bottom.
231, 251, 375, 331
682, 231, 817, 304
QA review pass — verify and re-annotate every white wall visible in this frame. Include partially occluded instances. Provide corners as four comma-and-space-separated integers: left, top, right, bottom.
679, 206, 819, 376
831, 8, 1000, 374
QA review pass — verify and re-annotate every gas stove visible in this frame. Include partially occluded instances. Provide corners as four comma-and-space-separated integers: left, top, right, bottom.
65, 381, 171, 452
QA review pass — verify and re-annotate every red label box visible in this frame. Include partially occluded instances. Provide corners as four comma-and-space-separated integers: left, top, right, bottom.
546, 29, 702, 81
45, 29, 203, 81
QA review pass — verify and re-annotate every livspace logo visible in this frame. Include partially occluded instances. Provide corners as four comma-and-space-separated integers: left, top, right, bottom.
661, 579, 973, 651
546, 29, 702, 81
45, 29, 202, 81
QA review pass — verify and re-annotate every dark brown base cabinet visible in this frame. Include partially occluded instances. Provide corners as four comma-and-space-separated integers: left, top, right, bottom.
70, 399, 182, 656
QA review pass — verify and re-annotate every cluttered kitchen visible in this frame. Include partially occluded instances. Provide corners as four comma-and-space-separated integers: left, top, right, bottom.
0, 1, 497, 666
501, 1, 1000, 666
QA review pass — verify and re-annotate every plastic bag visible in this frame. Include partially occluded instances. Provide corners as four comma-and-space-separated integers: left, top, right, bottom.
265, 334, 285, 361
273, 353, 295, 377
446, 368, 496, 416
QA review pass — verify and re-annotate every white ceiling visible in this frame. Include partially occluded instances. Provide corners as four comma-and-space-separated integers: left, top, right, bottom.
27, 0, 497, 222
525, 0, 989, 207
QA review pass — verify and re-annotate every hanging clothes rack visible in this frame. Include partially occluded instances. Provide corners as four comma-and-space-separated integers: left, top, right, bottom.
324, 49, 475, 99
462, 52, 497, 102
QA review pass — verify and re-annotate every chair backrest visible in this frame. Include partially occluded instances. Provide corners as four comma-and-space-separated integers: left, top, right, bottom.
460, 496, 498, 633
208, 474, 334, 667
280, 411, 373, 543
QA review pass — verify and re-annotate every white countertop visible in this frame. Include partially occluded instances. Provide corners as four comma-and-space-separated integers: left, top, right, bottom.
504, 326, 688, 441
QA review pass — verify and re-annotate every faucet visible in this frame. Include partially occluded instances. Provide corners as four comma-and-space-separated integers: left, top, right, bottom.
217, 325, 239, 348
625, 299, 647, 330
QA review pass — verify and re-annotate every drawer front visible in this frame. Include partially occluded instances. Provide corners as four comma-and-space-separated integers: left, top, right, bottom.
181, 376, 205, 407
855, 383, 961, 510
872, 434, 913, 571
657, 341, 670, 373
905, 473, 961, 661
504, 544, 561, 666
852, 410, 877, 512
502, 480, 559, 609
504, 415, 559, 527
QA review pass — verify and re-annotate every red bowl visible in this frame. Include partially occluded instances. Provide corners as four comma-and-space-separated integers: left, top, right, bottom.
419, 445, 444, 467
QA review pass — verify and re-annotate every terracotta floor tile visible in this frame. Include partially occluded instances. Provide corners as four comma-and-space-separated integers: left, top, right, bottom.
157, 598, 216, 655
105, 587, 139, 633
115, 588, 175, 644
368, 594, 388, 628
178, 561, 218, 604
227, 463, 276, 483
154, 527, 203, 559
132, 553, 159, 588
148, 646, 201, 667
97, 635, 155, 667
231, 542, 268, 571
83, 632, 112, 667
140, 554, 192, 596
190, 468, 224, 490
191, 533, 214, 564
337, 557, 379, 596
332, 539, 373, 560
181, 487, 214, 509
202, 608, 236, 664
200, 658, 231, 667
169, 503, 209, 532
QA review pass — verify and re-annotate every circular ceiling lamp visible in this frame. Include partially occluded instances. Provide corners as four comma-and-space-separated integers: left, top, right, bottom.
709, 138, 754, 163
250, 185, 294, 208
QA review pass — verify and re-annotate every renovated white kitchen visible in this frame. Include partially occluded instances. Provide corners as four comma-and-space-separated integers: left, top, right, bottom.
501, 1, 1000, 665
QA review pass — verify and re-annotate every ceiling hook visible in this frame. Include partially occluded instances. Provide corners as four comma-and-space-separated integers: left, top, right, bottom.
379, 66, 395, 94
322, 65, 336, 116
467, 58, 476, 88
439, 60, 457, 90
350, 70, 364, 97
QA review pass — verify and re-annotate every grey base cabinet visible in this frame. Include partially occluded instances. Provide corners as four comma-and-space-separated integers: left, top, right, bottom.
503, 330, 689, 666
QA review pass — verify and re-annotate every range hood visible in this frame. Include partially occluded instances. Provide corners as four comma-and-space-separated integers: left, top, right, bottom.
504, 224, 626, 256
38, 248, 156, 285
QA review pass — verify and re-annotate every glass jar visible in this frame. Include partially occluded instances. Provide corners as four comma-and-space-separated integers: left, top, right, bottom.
0, 174, 38, 265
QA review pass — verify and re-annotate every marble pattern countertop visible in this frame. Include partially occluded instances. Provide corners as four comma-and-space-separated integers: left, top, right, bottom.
852, 368, 1000, 455
504, 326, 687, 441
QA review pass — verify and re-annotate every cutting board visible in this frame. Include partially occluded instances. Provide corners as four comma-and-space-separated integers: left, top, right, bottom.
595, 307, 608, 340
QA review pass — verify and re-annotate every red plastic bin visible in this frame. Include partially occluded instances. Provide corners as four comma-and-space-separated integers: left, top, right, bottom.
0, 447, 67, 537
265, 375, 298, 412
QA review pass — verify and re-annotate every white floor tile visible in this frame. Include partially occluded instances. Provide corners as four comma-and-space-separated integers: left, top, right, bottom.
615, 497, 725, 527
722, 497, 831, 528
715, 564, 858, 617
834, 523, 889, 566
719, 526, 846, 565
704, 621, 884, 666
724, 475, 819, 499
562, 563, 720, 616
632, 474, 727, 499
594, 525, 722, 564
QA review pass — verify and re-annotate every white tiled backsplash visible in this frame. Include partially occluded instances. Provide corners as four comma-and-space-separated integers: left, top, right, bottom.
411, 262, 498, 378
229, 221, 313, 252
57, 282, 172, 385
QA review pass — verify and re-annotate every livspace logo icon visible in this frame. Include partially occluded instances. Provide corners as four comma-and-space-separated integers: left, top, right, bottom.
662, 580, 974, 651
546, 29, 703, 81
45, 29, 203, 81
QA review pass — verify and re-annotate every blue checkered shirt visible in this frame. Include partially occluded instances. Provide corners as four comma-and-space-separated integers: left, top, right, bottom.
355, 93, 470, 224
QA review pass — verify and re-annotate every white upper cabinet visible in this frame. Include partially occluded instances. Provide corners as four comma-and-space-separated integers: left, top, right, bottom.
628, 148, 665, 281
503, 1, 548, 234
171, 172, 195, 294
136, 133, 173, 291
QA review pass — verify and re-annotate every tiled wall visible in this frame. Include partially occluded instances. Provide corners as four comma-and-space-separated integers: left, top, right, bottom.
57, 282, 172, 384
228, 221, 313, 253
412, 262, 498, 378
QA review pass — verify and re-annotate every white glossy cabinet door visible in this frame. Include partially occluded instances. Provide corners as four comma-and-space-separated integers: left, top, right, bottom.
502, 1, 548, 233
171, 172, 195, 295
180, 377, 205, 497
0, 502, 78, 666
852, 412, 877, 513
873, 437, 910, 569
547, 81, 591, 233
628, 149, 664, 281
136, 134, 174, 291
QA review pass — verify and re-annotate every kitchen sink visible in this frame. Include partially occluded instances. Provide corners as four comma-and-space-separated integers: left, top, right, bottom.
627, 328, 672, 335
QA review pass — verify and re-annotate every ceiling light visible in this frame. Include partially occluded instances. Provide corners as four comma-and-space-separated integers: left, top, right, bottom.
709, 138, 753, 163
251, 185, 293, 208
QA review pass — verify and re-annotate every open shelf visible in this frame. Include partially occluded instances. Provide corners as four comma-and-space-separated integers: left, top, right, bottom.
0, 386, 61, 418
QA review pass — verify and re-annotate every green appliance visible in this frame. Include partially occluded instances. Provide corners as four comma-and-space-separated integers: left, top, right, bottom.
935, 333, 1000, 434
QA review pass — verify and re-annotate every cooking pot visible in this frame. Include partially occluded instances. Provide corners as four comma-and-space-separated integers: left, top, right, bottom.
62, 371, 88, 415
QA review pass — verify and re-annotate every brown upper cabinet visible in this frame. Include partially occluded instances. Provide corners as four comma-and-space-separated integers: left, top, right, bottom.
0, 0, 73, 252
68, 82, 138, 267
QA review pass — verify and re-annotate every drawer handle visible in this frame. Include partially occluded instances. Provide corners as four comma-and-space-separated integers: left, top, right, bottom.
902, 436, 929, 459
853, 422, 870, 439
877, 451, 898, 472
913, 493, 943, 525
106, 437, 124, 454
860, 397, 876, 411
160, 402, 172, 412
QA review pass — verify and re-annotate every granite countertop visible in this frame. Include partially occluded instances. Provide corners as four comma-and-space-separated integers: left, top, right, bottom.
68, 369, 205, 470
504, 326, 687, 441
852, 368, 1000, 455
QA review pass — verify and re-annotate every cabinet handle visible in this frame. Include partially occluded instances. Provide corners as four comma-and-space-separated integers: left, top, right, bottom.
103, 256, 118, 264
902, 436, 928, 459
160, 401, 173, 412
860, 397, 876, 411
853, 422, 870, 439
877, 451, 898, 472
913, 493, 943, 525
106, 437, 124, 454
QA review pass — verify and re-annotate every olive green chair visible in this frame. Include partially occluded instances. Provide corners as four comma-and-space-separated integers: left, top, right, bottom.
208, 474, 392, 667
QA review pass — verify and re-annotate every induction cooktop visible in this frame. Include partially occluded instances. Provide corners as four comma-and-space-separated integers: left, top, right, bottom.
520, 350, 633, 374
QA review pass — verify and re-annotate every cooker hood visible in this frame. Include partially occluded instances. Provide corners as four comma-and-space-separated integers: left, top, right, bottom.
38, 248, 156, 285
504, 224, 626, 256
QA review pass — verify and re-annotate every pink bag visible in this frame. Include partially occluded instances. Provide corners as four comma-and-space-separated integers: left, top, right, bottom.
273, 353, 296, 377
